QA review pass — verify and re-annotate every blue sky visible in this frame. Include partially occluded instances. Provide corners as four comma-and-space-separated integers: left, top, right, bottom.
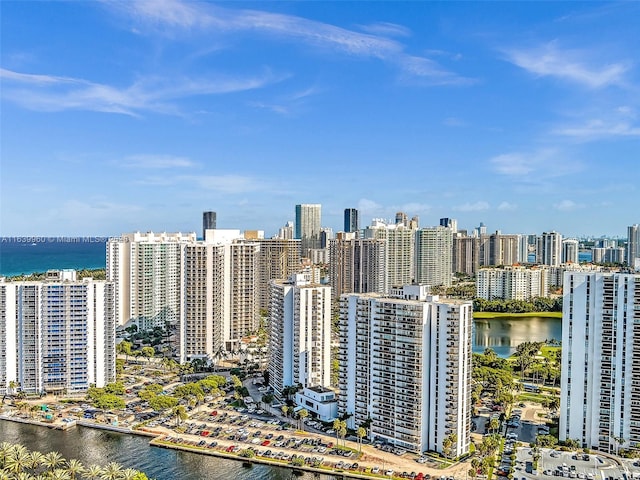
1, 1, 638, 238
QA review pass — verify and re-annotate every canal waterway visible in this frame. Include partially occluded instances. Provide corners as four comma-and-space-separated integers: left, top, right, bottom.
472, 315, 562, 357
0, 421, 336, 480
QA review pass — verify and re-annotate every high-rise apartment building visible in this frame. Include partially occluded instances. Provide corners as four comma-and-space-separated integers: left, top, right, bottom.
344, 208, 359, 234
268, 274, 332, 398
476, 266, 549, 300
183, 230, 259, 361
562, 239, 579, 264
627, 224, 640, 270
295, 204, 322, 256
439, 218, 458, 233
537, 231, 563, 267
560, 272, 640, 453
453, 235, 480, 276
414, 227, 453, 287
276, 221, 295, 240
254, 238, 301, 313
338, 285, 472, 456
107, 232, 196, 328
328, 232, 387, 302
203, 211, 217, 237
364, 219, 415, 289
592, 247, 625, 264
0, 271, 115, 395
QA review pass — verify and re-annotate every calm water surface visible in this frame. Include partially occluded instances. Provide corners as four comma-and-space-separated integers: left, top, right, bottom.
0, 421, 336, 480
473, 315, 562, 357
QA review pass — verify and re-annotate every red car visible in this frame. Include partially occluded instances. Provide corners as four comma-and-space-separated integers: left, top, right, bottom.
261, 440, 270, 446
226, 445, 235, 452
210, 411, 218, 416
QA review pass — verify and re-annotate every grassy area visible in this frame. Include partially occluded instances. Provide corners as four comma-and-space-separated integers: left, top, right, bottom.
517, 392, 549, 404
473, 311, 562, 319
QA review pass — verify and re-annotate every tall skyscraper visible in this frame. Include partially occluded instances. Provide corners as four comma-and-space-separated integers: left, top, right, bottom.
344, 208, 359, 234
627, 224, 640, 270
107, 232, 196, 328
562, 239, 579, 264
439, 217, 458, 233
0, 271, 115, 395
536, 231, 563, 267
338, 285, 472, 456
276, 221, 294, 240
329, 232, 387, 302
203, 211, 217, 237
560, 272, 640, 453
268, 274, 331, 398
414, 226, 453, 287
365, 219, 416, 290
255, 238, 301, 312
295, 204, 322, 256
183, 230, 260, 361
453, 235, 480, 275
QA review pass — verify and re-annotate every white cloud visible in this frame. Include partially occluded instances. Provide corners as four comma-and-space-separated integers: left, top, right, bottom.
357, 22, 411, 38
357, 198, 384, 215
554, 119, 640, 139
108, 0, 470, 85
489, 148, 582, 178
497, 202, 518, 211
0, 68, 281, 116
504, 42, 629, 88
553, 199, 584, 211
121, 154, 196, 168
453, 201, 490, 212
185, 174, 264, 194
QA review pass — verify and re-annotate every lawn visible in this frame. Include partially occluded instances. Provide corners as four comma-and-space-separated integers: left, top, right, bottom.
473, 311, 562, 319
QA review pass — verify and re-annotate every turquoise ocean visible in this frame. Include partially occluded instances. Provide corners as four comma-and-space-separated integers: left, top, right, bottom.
0, 237, 108, 277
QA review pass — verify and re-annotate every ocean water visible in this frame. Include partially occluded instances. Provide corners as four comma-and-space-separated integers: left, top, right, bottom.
0, 237, 107, 277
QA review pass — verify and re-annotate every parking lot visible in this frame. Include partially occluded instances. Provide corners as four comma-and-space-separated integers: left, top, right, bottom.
514, 448, 639, 480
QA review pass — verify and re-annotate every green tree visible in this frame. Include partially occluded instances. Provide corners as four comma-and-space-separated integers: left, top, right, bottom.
94, 394, 125, 411
140, 346, 155, 364
148, 395, 179, 412
172, 405, 188, 426
116, 341, 132, 362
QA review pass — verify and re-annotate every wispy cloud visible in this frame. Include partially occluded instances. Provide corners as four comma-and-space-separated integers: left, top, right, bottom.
504, 42, 629, 88
489, 148, 582, 178
453, 201, 490, 212
184, 174, 265, 194
554, 119, 640, 140
357, 22, 411, 38
0, 68, 281, 116
120, 154, 196, 168
497, 201, 518, 211
107, 0, 470, 85
443, 117, 467, 127
553, 199, 584, 211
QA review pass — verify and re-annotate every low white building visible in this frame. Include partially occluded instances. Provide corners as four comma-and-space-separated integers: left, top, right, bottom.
295, 386, 338, 422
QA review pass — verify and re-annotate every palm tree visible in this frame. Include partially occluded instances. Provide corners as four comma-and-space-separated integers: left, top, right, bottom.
121, 468, 139, 480
8, 380, 19, 396
333, 419, 342, 446
298, 408, 308, 431
172, 405, 188, 426
50, 469, 71, 480
42, 451, 65, 472
5, 446, 30, 474
356, 427, 366, 453
66, 458, 85, 479
281, 405, 289, 418
100, 461, 123, 480
84, 465, 104, 480
27, 450, 44, 472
